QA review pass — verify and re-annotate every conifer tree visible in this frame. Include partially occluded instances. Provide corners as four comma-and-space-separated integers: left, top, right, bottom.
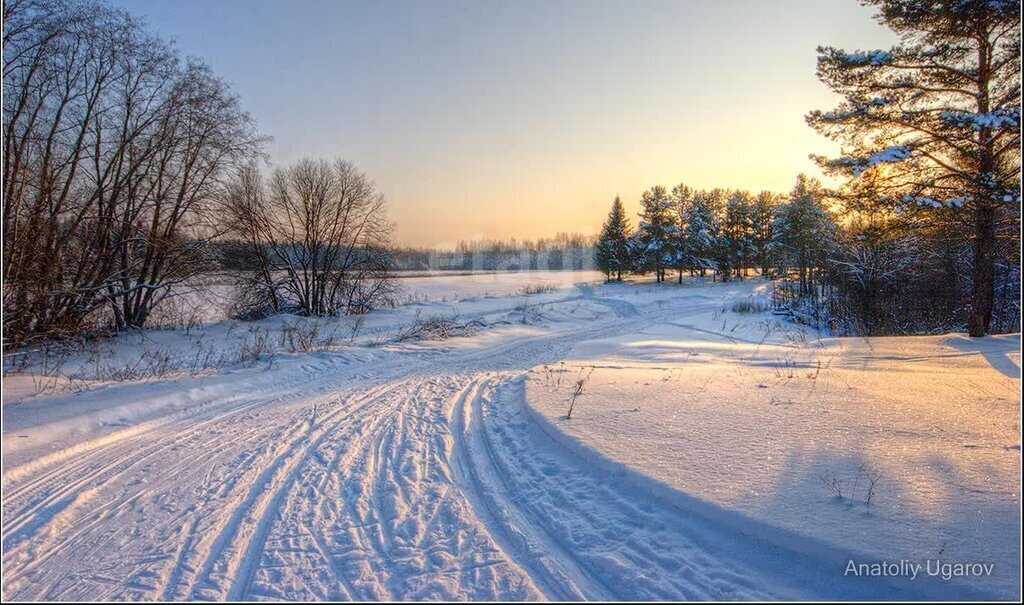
595, 196, 633, 281
636, 186, 676, 282
751, 191, 781, 277
772, 175, 835, 295
670, 184, 696, 282
807, 0, 1021, 335
681, 190, 720, 278
723, 190, 755, 278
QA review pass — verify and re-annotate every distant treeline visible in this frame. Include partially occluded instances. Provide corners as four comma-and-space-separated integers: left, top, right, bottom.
390, 233, 598, 271
209, 233, 599, 274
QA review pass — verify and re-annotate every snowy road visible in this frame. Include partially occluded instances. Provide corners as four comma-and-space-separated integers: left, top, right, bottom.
2, 290, 962, 600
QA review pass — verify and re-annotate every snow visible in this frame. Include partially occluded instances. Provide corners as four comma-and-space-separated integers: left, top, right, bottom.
136, 270, 606, 327
822, 47, 893, 66
3, 274, 1020, 600
818, 97, 891, 121
904, 195, 969, 209
941, 108, 1021, 131
859, 146, 912, 175
832, 145, 914, 177
527, 289, 1021, 600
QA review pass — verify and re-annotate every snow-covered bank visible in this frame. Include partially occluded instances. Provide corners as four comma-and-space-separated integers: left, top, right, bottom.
526, 296, 1021, 600
3, 274, 1020, 600
1, 271, 607, 407
136, 270, 607, 327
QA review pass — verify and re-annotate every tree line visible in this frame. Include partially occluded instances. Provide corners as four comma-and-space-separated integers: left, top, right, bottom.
392, 233, 598, 272
595, 175, 841, 294
596, 170, 1019, 335
595, 185, 785, 284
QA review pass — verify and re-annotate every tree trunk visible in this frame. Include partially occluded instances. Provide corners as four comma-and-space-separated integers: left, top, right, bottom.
968, 205, 996, 337
968, 36, 996, 338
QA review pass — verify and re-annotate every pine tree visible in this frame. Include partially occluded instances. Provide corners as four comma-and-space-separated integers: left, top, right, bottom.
807, 0, 1021, 336
772, 174, 835, 296
723, 190, 755, 279
750, 191, 781, 277
595, 196, 633, 281
636, 186, 676, 282
626, 232, 645, 276
681, 190, 720, 278
670, 184, 695, 283
707, 189, 731, 281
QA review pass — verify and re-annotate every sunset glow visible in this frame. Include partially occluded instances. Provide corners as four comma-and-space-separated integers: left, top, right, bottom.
4, 1, 1019, 600
111, 0, 897, 246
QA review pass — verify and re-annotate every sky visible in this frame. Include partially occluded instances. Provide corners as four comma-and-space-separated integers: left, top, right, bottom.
111, 0, 897, 247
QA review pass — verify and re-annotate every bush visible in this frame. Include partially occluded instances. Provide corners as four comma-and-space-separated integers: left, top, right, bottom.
731, 297, 771, 314
389, 311, 486, 343
517, 283, 556, 296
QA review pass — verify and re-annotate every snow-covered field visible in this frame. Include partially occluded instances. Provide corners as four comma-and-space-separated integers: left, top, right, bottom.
142, 270, 606, 327
2, 274, 1020, 601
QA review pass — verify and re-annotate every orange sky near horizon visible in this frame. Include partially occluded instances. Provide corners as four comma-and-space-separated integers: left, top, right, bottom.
115, 0, 898, 247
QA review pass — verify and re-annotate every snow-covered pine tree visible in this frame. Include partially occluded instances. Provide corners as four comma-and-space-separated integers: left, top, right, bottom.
807, 0, 1020, 336
595, 196, 633, 281
751, 191, 781, 277
670, 184, 696, 283
706, 188, 732, 281
636, 186, 676, 282
772, 174, 835, 296
681, 189, 720, 278
626, 231, 646, 276
723, 190, 755, 279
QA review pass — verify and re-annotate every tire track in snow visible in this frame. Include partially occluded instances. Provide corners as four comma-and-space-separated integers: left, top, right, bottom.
449, 376, 600, 600
472, 376, 778, 599
3, 392, 279, 550
232, 374, 542, 601
2, 356, 358, 537
185, 381, 398, 600
1, 406, 286, 588
2, 353, 347, 488
4, 297, 748, 601
4, 372, 410, 600
2, 351, 430, 561
222, 377, 419, 601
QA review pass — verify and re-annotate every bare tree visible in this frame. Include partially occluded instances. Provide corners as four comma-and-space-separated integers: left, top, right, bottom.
2, 0, 263, 344
225, 158, 397, 318
103, 60, 265, 329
